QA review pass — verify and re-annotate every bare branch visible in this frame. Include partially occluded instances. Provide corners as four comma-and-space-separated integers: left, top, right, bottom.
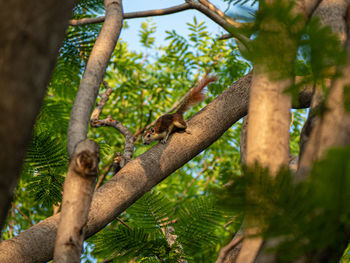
90, 80, 114, 121
67, 0, 123, 156
14, 205, 33, 227
95, 162, 113, 190
90, 81, 135, 171
69, 0, 249, 45
70, 3, 193, 26
116, 217, 132, 230
186, 0, 250, 44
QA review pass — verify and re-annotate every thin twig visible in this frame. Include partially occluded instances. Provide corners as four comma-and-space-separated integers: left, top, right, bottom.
116, 217, 132, 230
70, 3, 193, 26
15, 205, 33, 226
95, 162, 113, 190
181, 162, 208, 197
90, 80, 114, 120
218, 33, 234, 40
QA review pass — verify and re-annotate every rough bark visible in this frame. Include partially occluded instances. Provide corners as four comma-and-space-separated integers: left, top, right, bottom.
0, 74, 312, 263
298, 0, 349, 178
216, 232, 244, 263
246, 73, 292, 174
54, 140, 99, 263
67, 0, 123, 156
0, 0, 75, 232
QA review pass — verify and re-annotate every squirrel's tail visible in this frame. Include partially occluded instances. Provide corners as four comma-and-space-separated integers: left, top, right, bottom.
176, 74, 217, 115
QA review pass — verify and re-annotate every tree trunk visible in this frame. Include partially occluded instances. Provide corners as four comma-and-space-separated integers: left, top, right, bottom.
298, 0, 349, 178
0, 0, 75, 232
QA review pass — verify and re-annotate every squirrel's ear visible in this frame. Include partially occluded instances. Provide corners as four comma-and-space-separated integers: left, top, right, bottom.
151, 127, 155, 133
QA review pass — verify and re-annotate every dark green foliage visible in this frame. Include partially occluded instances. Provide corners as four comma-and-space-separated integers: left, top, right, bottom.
23, 132, 68, 206
218, 148, 350, 262
89, 191, 227, 262
127, 191, 174, 236
175, 197, 223, 257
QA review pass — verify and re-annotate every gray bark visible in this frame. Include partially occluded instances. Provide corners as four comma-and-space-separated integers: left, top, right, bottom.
54, 140, 99, 263
67, 0, 123, 156
0, 0, 75, 232
0, 74, 312, 263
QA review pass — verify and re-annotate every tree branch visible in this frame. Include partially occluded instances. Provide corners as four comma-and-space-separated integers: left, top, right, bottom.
54, 139, 99, 262
95, 162, 113, 190
216, 233, 244, 263
0, 73, 313, 262
186, 0, 250, 44
297, 0, 350, 178
69, 0, 249, 45
67, 0, 123, 156
69, 3, 193, 26
90, 81, 135, 171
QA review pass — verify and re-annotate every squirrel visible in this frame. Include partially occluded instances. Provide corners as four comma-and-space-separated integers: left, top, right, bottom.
142, 74, 217, 145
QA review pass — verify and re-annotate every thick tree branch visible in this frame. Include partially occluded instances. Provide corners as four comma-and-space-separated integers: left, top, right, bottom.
0, 73, 312, 263
54, 139, 99, 262
67, 0, 123, 156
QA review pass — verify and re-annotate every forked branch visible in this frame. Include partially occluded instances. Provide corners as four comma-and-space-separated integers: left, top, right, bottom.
91, 81, 135, 172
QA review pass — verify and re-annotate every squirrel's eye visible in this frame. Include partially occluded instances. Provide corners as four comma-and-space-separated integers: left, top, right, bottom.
147, 134, 151, 138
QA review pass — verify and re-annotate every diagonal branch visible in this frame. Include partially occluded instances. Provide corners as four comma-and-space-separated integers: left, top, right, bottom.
67, 0, 124, 156
186, 0, 250, 44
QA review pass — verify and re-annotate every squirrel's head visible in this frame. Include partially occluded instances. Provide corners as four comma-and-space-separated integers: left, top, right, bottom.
142, 127, 156, 145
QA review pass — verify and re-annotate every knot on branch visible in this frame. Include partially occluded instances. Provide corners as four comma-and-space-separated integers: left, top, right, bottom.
75, 151, 99, 176
71, 139, 100, 177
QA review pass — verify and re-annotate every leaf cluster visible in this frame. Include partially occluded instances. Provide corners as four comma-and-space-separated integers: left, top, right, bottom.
89, 191, 225, 262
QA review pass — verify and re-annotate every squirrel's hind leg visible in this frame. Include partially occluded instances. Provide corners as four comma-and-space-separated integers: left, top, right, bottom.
174, 120, 192, 135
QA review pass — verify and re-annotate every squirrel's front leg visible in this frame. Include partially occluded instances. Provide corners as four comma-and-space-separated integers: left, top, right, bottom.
160, 129, 171, 144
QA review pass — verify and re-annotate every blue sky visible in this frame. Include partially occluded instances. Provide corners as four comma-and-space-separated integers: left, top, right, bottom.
121, 0, 239, 51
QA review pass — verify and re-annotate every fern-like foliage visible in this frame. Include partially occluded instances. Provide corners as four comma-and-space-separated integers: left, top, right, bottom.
127, 191, 174, 235
89, 191, 226, 262
22, 131, 68, 206
175, 197, 223, 257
